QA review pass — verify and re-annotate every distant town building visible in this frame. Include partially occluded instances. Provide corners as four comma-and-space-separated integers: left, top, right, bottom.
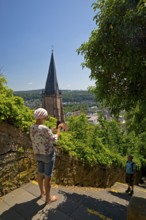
118, 115, 125, 124
42, 51, 65, 122
87, 114, 98, 124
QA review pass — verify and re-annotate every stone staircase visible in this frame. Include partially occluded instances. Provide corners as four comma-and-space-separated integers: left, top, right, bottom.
0, 181, 146, 220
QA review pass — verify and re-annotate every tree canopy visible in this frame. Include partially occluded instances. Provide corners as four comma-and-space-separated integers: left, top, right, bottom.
58, 114, 145, 168
1, 74, 146, 168
77, 0, 146, 114
0, 74, 33, 130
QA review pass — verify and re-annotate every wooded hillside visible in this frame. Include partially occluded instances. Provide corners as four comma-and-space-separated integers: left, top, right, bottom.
14, 89, 96, 103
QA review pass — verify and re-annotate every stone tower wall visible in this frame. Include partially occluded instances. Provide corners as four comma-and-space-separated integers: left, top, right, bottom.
42, 95, 65, 122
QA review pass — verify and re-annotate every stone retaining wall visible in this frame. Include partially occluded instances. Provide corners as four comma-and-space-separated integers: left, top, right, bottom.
0, 123, 36, 195
54, 151, 125, 187
0, 122, 138, 196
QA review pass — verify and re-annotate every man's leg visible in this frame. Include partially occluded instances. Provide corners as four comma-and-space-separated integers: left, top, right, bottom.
125, 184, 131, 192
37, 161, 45, 196
128, 175, 134, 195
44, 153, 57, 203
44, 176, 58, 203
44, 176, 51, 203
125, 174, 131, 192
38, 173, 45, 196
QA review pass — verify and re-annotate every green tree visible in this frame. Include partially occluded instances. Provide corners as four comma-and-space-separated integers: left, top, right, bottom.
77, 0, 146, 115
125, 102, 146, 135
0, 75, 33, 130
59, 114, 128, 166
68, 114, 89, 139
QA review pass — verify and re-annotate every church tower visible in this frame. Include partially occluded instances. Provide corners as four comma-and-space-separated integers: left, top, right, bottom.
42, 51, 65, 122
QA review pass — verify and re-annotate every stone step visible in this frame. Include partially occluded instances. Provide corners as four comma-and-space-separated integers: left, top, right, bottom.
1, 181, 146, 220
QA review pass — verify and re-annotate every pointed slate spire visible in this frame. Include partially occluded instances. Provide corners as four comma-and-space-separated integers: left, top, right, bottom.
45, 51, 60, 95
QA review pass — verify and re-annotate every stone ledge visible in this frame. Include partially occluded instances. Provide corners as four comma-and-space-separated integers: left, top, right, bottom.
127, 196, 146, 220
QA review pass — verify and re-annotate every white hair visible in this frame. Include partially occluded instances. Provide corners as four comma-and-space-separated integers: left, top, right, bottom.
34, 108, 48, 120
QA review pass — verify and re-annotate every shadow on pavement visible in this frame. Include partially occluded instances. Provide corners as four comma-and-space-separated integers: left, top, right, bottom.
42, 190, 127, 220
1, 197, 46, 220
1, 190, 127, 220
108, 190, 131, 202
138, 183, 146, 189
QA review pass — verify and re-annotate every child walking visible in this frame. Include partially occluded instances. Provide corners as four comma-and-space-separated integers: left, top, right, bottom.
125, 155, 136, 196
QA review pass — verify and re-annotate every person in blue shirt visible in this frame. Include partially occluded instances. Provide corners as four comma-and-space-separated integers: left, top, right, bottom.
125, 155, 136, 196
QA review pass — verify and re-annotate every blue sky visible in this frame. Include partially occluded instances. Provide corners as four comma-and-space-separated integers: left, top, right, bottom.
0, 0, 96, 91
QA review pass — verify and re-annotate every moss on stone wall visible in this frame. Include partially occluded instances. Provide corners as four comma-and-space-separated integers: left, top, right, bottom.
0, 123, 141, 197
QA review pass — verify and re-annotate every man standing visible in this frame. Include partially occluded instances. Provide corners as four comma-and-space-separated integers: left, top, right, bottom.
125, 155, 136, 196
30, 108, 62, 204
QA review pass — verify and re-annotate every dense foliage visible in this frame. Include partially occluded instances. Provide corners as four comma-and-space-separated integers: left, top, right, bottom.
58, 114, 145, 168
1, 74, 146, 169
76, 0, 146, 169
0, 75, 33, 131
77, 0, 146, 115
14, 89, 42, 101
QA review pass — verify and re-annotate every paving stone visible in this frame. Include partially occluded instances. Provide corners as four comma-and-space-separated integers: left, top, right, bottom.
0, 209, 25, 220
0, 200, 25, 220
58, 197, 82, 216
1, 188, 45, 220
1, 182, 146, 220
35, 209, 69, 220
2, 188, 36, 206
22, 182, 40, 197
71, 205, 101, 220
